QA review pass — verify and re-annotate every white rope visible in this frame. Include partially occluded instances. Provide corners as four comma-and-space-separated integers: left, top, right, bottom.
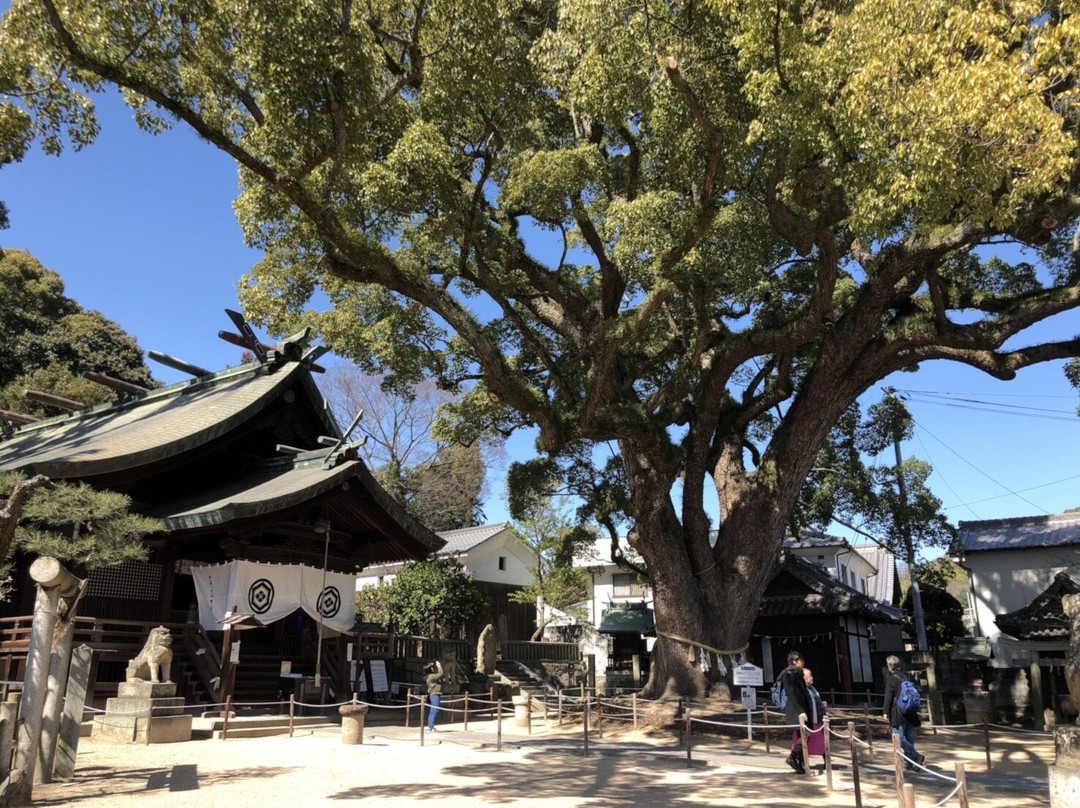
930, 784, 963, 808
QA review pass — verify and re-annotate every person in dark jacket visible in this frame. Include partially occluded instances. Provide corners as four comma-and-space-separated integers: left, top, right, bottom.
882, 655, 924, 769
780, 650, 811, 774
424, 660, 444, 732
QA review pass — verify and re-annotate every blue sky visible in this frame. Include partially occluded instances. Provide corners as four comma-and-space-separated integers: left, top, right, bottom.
3, 90, 1080, 536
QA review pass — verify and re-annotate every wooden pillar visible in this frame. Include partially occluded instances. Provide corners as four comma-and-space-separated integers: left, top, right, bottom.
12, 558, 83, 803
37, 617, 76, 783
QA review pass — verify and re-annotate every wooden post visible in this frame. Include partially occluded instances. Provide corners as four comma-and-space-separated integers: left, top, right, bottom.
632, 693, 638, 729
685, 709, 692, 767
902, 783, 915, 808
864, 705, 873, 755
496, 700, 503, 752
405, 690, 412, 728
582, 699, 590, 758
14, 587, 59, 791
983, 719, 992, 770
420, 696, 427, 746
526, 697, 533, 735
764, 703, 771, 752
221, 696, 233, 740
289, 694, 295, 737
824, 716, 833, 791
800, 718, 811, 778
892, 733, 905, 806
37, 615, 77, 783
955, 761, 969, 808
463, 691, 469, 731
558, 690, 564, 726
848, 722, 863, 808
12, 557, 82, 801
596, 695, 602, 738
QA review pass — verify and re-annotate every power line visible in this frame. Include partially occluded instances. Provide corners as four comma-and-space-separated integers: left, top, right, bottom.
907, 416, 1053, 516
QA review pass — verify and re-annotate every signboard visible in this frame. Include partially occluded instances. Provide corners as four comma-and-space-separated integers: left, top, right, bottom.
740, 686, 757, 711
229, 640, 242, 664
732, 663, 763, 686
369, 659, 389, 693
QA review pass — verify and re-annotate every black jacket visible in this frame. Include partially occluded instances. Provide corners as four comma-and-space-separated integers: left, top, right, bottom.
780, 664, 810, 725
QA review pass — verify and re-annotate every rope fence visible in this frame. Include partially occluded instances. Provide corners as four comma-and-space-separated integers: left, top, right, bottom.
59, 682, 1053, 806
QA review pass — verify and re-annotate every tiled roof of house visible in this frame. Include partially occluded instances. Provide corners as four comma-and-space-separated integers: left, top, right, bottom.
994, 572, 1080, 641
853, 543, 899, 605
437, 522, 510, 554
759, 553, 905, 622
959, 512, 1080, 552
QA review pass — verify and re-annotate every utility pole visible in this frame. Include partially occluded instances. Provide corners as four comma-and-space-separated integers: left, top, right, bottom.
890, 416, 929, 652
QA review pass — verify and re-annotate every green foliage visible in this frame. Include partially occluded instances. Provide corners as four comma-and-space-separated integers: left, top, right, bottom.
4, 0, 1080, 690
369, 557, 489, 638
508, 499, 591, 638
0, 250, 155, 416
0, 471, 161, 599
901, 580, 966, 651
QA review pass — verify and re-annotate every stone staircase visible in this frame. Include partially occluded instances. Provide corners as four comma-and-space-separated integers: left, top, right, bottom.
494, 660, 556, 710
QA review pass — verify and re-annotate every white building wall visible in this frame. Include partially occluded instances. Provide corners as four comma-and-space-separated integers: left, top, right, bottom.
965, 545, 1080, 665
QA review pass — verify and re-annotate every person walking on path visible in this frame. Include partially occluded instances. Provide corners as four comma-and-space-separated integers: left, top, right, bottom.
882, 655, 924, 769
425, 660, 444, 732
780, 650, 811, 774
801, 667, 827, 772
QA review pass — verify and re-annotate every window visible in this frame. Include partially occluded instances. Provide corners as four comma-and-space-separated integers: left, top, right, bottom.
498, 556, 506, 571
612, 573, 645, 598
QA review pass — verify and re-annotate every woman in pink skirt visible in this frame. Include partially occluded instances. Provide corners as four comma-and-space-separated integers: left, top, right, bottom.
791, 667, 827, 770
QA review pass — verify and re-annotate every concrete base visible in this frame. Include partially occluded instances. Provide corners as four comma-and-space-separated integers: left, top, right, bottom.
1050, 725, 1080, 808
93, 681, 192, 744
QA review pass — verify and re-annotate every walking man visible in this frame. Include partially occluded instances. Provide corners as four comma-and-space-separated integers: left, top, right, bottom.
779, 649, 811, 774
882, 655, 924, 769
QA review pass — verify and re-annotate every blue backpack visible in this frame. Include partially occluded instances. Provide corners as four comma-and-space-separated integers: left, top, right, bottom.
771, 678, 787, 709
896, 679, 921, 715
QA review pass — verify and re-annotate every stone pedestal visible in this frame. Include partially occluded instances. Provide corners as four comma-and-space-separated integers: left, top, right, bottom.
338, 703, 368, 745
1050, 725, 1080, 807
512, 692, 531, 728
93, 681, 192, 744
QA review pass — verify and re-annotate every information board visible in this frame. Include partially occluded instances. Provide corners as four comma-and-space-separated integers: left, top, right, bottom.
369, 659, 389, 693
732, 663, 764, 686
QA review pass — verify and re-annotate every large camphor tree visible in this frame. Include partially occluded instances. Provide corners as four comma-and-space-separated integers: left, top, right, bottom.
4, 0, 1080, 699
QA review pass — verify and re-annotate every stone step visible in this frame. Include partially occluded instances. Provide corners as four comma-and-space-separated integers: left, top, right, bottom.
212, 722, 337, 739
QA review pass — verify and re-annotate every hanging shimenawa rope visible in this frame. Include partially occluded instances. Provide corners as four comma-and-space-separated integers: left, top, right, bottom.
655, 629, 749, 658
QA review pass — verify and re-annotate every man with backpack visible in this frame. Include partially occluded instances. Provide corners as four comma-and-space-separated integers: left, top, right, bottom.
776, 650, 811, 774
882, 654, 925, 769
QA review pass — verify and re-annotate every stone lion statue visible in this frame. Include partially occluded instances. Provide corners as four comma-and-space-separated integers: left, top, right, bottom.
126, 626, 174, 684
1063, 594, 1080, 725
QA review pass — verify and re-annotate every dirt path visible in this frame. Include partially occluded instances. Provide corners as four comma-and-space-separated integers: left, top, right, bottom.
30, 720, 1053, 807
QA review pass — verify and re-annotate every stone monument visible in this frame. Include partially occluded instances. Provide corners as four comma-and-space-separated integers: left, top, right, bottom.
1050, 593, 1080, 806
94, 627, 192, 743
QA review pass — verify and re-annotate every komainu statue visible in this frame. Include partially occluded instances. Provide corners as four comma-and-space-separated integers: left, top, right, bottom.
126, 625, 174, 684
1064, 594, 1080, 725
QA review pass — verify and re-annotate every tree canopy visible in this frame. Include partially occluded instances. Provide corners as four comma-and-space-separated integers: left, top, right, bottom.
0, 249, 156, 416
358, 557, 489, 638
4, 0, 1080, 699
